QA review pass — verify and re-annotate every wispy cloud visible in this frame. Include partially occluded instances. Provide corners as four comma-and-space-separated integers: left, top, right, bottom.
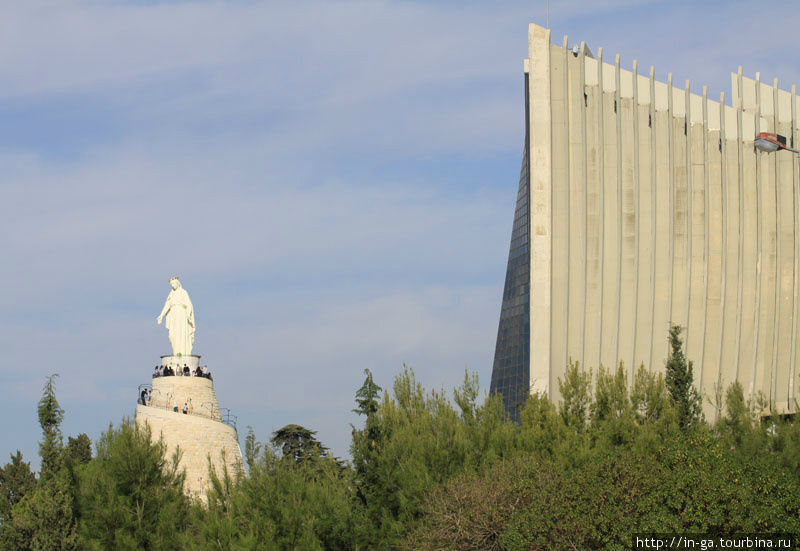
2, 0, 799, 467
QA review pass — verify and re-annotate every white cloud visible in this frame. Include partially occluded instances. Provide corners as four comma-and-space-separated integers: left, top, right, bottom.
4, 0, 800, 467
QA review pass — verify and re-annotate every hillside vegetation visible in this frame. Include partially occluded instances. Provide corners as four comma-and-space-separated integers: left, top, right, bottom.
2, 328, 799, 550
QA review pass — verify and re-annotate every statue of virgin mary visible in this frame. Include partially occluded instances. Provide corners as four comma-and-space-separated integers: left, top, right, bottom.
157, 277, 195, 356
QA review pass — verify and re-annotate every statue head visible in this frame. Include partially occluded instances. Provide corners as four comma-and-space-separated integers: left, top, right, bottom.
169, 276, 180, 290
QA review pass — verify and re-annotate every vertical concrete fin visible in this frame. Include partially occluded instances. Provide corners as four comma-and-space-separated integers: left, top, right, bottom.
528, 24, 552, 396
700, 85, 710, 395
632, 58, 641, 382
562, 34, 571, 376
649, 65, 658, 371
615, 53, 623, 370
685, 79, 693, 352
737, 66, 744, 111
753, 96, 763, 405
580, 40, 588, 371
668, 72, 675, 340
717, 91, 728, 411
771, 76, 782, 408
735, 95, 745, 384
791, 84, 799, 408
597, 46, 605, 369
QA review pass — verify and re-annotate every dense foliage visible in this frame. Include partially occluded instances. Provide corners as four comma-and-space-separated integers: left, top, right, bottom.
2, 331, 800, 550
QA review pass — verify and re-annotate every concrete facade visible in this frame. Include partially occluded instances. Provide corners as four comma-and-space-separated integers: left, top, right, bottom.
135, 369, 243, 501
491, 23, 800, 421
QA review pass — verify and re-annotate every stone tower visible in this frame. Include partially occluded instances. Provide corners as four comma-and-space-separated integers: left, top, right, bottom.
135, 354, 243, 500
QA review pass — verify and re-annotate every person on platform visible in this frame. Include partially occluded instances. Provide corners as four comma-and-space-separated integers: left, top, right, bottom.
194, 366, 202, 377
140, 389, 147, 405
182, 402, 189, 415
183, 364, 190, 376
153, 366, 160, 379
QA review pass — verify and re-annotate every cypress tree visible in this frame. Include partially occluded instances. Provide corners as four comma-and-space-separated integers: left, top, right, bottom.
37, 374, 64, 480
0, 375, 78, 551
353, 369, 382, 417
665, 324, 703, 430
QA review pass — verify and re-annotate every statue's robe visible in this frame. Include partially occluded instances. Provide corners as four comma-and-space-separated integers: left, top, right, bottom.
163, 287, 195, 356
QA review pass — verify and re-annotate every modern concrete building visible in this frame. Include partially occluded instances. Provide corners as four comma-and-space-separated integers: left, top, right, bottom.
491, 23, 800, 422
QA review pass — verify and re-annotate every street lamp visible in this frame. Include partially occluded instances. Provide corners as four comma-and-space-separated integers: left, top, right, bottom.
755, 132, 800, 154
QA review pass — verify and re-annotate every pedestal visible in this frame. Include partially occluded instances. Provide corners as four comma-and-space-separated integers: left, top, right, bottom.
160, 354, 201, 370
135, 355, 243, 502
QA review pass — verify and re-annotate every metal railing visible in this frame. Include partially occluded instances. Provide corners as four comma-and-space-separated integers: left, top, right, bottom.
151, 366, 213, 380
199, 401, 222, 421
220, 408, 238, 431
137, 384, 152, 405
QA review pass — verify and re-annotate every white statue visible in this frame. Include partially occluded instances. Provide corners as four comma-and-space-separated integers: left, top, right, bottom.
157, 277, 195, 356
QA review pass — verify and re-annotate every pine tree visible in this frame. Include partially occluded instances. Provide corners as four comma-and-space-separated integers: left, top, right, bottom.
0, 451, 37, 523
76, 420, 188, 550
665, 324, 702, 430
65, 434, 92, 465
558, 360, 592, 430
1, 472, 78, 551
37, 374, 64, 480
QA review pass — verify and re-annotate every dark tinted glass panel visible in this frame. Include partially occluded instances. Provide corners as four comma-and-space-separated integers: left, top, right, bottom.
490, 145, 530, 422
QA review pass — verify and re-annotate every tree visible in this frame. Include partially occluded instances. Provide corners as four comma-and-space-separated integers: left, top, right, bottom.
0, 375, 78, 551
558, 360, 591, 430
0, 451, 37, 522
271, 424, 329, 464
630, 363, 669, 424
591, 363, 630, 423
453, 369, 480, 423
65, 434, 91, 465
197, 438, 364, 551
664, 325, 703, 430
244, 426, 262, 473
721, 381, 753, 448
353, 369, 383, 417
0, 471, 78, 551
37, 374, 64, 480
76, 420, 188, 550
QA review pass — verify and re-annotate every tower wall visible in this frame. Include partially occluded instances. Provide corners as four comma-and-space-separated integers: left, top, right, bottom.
135, 375, 243, 501
148, 375, 222, 420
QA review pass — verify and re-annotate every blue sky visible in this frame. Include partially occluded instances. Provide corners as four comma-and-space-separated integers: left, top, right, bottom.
2, 0, 799, 469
